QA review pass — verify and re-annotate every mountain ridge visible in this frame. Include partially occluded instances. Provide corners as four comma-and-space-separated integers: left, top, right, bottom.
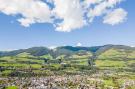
0, 44, 134, 57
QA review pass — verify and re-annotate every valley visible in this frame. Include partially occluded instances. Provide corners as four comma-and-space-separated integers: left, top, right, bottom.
0, 45, 135, 89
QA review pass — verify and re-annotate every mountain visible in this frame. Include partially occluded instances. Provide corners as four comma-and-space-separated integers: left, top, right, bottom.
56, 46, 101, 52
0, 45, 135, 59
96, 45, 135, 60
0, 47, 51, 57
95, 44, 134, 54
53, 46, 101, 57
0, 46, 101, 57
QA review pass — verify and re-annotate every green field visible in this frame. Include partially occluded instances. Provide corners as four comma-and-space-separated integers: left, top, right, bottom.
0, 46, 135, 89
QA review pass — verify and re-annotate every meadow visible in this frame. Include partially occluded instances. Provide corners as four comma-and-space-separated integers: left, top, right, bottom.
0, 46, 135, 89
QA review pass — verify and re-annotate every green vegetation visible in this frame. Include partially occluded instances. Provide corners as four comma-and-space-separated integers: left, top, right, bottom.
95, 60, 126, 67
5, 86, 18, 89
0, 45, 135, 88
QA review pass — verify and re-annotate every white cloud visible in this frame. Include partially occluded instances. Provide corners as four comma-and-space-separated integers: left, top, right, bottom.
103, 8, 127, 25
87, 0, 123, 22
48, 46, 57, 49
0, 0, 53, 27
53, 0, 86, 32
76, 43, 82, 46
0, 0, 127, 32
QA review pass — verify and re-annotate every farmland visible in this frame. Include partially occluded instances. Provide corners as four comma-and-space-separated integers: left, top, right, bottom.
0, 45, 135, 89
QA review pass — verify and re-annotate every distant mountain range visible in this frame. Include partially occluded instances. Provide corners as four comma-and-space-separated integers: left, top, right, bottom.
0, 45, 135, 58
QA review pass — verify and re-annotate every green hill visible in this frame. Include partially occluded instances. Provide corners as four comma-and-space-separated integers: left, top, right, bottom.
0, 45, 135, 89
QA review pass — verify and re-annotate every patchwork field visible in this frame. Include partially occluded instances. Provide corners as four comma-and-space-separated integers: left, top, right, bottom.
0, 46, 135, 89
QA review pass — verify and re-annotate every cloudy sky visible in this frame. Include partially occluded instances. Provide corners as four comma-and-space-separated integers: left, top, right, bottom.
0, 0, 134, 50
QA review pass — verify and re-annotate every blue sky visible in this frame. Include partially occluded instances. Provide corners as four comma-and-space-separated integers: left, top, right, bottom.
0, 0, 134, 50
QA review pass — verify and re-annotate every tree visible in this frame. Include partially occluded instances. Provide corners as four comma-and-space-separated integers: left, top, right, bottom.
58, 58, 62, 64
44, 58, 49, 64
88, 58, 93, 67
0, 66, 4, 72
88, 53, 97, 67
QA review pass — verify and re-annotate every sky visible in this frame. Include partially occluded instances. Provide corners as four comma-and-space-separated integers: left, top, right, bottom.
0, 0, 134, 51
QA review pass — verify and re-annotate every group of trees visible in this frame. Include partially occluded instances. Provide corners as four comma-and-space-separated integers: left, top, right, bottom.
88, 53, 97, 67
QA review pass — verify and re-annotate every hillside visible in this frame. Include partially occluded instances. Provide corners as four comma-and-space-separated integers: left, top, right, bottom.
0, 45, 135, 88
0, 44, 135, 58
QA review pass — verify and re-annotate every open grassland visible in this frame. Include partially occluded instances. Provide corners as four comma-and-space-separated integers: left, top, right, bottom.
0, 48, 135, 89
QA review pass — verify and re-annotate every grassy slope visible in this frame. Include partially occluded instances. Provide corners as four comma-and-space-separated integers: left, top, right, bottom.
0, 48, 135, 88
